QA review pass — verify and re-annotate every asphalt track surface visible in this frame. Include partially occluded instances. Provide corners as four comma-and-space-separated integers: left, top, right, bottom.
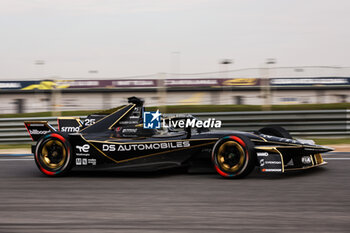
0, 153, 349, 233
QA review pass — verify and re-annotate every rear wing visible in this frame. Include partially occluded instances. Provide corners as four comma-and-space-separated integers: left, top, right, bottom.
24, 121, 56, 141
57, 117, 83, 133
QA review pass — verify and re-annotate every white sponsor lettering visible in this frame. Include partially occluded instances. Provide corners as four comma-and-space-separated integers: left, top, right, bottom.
103, 144, 115, 151
0, 82, 21, 88
102, 141, 191, 152
61, 127, 80, 132
29, 129, 50, 135
257, 152, 269, 157
112, 80, 155, 86
82, 158, 87, 165
57, 80, 99, 87
76, 144, 90, 153
88, 159, 96, 165
263, 169, 282, 172
162, 118, 221, 128
271, 78, 348, 85
264, 161, 282, 164
119, 121, 138, 125
84, 119, 96, 126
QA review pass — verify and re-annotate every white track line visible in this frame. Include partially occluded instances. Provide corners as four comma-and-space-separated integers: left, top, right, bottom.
323, 158, 350, 160
0, 158, 34, 161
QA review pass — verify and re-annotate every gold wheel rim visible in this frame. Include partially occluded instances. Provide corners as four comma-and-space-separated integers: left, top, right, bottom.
217, 141, 245, 173
40, 139, 67, 170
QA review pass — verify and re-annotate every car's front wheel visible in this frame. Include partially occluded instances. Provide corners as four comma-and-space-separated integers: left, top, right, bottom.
34, 133, 73, 176
212, 135, 256, 178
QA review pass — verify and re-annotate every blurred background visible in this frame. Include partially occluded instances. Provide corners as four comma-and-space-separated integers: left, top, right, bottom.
1, 66, 350, 113
0, 3, 349, 232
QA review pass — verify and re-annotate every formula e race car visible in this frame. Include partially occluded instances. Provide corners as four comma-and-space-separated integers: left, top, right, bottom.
24, 97, 332, 178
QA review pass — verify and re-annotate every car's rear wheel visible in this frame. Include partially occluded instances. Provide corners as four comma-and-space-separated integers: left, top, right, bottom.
212, 135, 256, 178
35, 133, 73, 176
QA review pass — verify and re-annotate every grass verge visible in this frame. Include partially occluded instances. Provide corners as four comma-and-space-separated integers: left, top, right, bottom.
0, 144, 31, 149
313, 138, 350, 145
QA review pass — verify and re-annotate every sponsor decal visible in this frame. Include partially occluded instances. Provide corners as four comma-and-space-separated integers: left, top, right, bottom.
76, 158, 82, 165
260, 134, 298, 144
29, 129, 51, 135
76, 144, 90, 153
264, 161, 282, 164
28, 124, 45, 127
257, 152, 269, 157
260, 134, 273, 139
61, 126, 80, 132
84, 118, 96, 126
262, 168, 282, 172
82, 158, 87, 165
76, 158, 96, 166
102, 141, 190, 152
119, 120, 139, 125
143, 110, 161, 129
301, 156, 312, 165
88, 159, 96, 165
122, 128, 138, 133
260, 159, 265, 166
76, 144, 90, 156
257, 152, 283, 172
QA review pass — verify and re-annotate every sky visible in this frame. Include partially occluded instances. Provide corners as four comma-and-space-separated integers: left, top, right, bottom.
0, 0, 350, 80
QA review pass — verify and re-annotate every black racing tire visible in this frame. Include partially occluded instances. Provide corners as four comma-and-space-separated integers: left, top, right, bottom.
212, 134, 256, 178
258, 125, 293, 164
34, 132, 74, 176
258, 125, 292, 139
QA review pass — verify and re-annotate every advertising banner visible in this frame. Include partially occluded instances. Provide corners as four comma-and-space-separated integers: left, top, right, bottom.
270, 77, 350, 86
0, 81, 39, 89
1, 77, 349, 90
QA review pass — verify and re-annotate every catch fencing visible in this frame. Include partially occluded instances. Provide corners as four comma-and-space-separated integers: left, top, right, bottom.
0, 110, 349, 144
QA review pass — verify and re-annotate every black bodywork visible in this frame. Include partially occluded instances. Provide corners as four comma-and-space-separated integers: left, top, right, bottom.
24, 97, 332, 177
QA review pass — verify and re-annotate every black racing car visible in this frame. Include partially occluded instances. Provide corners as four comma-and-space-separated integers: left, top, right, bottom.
24, 97, 332, 178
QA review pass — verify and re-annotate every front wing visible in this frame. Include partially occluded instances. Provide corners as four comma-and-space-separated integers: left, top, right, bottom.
255, 146, 327, 173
